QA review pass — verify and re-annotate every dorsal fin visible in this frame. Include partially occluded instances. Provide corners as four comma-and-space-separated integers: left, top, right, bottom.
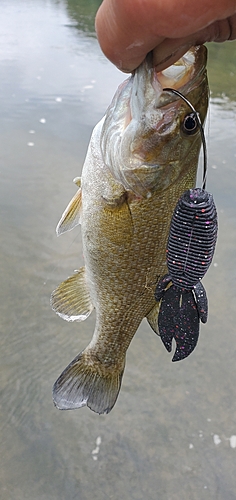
56, 180, 82, 235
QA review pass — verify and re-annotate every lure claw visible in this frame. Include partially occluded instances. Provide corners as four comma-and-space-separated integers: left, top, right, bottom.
158, 285, 200, 361
154, 274, 172, 301
193, 281, 208, 323
155, 187, 217, 361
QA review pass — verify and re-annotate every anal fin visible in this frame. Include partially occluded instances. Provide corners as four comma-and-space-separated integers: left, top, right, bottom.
51, 266, 93, 322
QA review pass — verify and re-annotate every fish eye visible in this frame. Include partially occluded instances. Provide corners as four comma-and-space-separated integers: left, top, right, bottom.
182, 113, 199, 135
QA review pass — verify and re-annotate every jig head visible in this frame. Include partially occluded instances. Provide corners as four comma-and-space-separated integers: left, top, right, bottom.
155, 88, 218, 361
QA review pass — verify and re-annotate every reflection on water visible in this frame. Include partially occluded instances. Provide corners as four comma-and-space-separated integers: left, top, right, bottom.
66, 0, 102, 35
0, 1, 236, 499
207, 42, 236, 101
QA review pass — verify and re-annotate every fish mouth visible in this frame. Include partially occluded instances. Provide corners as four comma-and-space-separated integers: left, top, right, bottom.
100, 45, 208, 198
156, 48, 198, 91
129, 45, 207, 124
151, 45, 207, 104
126, 46, 208, 195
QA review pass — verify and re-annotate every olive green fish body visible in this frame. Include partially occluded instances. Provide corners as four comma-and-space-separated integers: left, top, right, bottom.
52, 46, 208, 414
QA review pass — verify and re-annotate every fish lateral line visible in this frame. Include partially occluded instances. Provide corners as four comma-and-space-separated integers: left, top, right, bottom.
52, 47, 209, 413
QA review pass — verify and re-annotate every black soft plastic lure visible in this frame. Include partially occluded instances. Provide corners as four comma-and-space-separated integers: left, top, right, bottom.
155, 89, 218, 361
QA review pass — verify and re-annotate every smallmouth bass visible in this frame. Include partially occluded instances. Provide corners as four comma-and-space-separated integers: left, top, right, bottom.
51, 46, 209, 414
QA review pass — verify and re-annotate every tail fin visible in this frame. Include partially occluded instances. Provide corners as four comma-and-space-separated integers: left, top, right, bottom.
53, 350, 125, 414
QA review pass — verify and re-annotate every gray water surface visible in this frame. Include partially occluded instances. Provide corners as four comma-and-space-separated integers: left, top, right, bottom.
1, 1, 236, 499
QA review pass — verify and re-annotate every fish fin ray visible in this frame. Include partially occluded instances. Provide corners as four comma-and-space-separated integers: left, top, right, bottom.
56, 187, 82, 235
102, 199, 134, 244
53, 351, 125, 414
51, 267, 94, 322
146, 302, 161, 335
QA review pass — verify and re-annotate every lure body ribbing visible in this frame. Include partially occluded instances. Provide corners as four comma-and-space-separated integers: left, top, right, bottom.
155, 188, 218, 361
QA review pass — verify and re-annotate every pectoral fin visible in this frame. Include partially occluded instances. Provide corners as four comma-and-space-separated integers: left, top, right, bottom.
51, 266, 94, 322
100, 177, 133, 245
56, 181, 82, 235
101, 198, 133, 245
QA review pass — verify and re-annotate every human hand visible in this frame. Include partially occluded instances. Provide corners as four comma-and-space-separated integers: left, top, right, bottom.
95, 0, 236, 72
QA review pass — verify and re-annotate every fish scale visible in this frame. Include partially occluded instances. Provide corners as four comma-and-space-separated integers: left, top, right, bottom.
51, 46, 209, 414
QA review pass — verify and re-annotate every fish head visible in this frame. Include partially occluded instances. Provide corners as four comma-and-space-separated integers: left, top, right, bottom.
100, 46, 208, 198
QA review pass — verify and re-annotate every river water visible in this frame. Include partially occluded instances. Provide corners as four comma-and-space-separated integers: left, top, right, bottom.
1, 1, 236, 499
